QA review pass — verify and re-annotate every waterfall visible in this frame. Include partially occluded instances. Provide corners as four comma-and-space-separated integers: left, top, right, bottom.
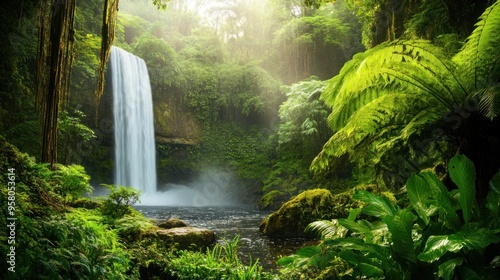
110, 46, 157, 195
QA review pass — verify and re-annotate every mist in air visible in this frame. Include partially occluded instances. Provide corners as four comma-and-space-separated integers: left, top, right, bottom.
139, 171, 241, 206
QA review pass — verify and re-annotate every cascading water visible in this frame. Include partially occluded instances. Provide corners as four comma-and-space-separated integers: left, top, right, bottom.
108, 46, 238, 206
110, 46, 157, 195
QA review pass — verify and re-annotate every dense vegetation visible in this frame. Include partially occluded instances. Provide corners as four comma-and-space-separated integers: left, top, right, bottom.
1, 0, 499, 279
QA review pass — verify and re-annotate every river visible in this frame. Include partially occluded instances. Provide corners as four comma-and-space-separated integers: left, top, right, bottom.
134, 206, 313, 271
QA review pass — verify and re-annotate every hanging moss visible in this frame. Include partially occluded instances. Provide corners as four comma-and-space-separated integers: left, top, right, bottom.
95, 0, 120, 122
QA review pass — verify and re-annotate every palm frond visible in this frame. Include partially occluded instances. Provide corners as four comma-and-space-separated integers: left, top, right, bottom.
306, 220, 348, 240
312, 92, 441, 172
477, 85, 500, 119
454, 1, 500, 91
323, 40, 463, 132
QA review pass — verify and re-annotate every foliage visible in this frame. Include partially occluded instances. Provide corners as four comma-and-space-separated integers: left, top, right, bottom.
0, 137, 62, 216
405, 0, 452, 41
3, 213, 132, 280
133, 34, 179, 92
169, 236, 275, 280
0, 0, 39, 161
280, 154, 500, 279
262, 79, 328, 197
272, 12, 352, 82
126, 238, 172, 279
114, 211, 155, 242
4, 120, 41, 159
53, 164, 93, 204
70, 31, 101, 100
31, 162, 92, 205
100, 184, 141, 219
312, 1, 500, 189
57, 110, 96, 164
262, 78, 354, 204
278, 79, 329, 149
0, 138, 134, 279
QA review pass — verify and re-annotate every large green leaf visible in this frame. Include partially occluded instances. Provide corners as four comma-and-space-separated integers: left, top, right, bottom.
438, 258, 463, 280
323, 237, 385, 256
448, 154, 476, 224
418, 227, 500, 262
338, 250, 385, 277
338, 218, 374, 240
486, 172, 500, 224
383, 209, 417, 262
353, 190, 398, 218
419, 172, 461, 229
311, 39, 461, 173
490, 171, 500, 194
406, 173, 434, 225
277, 245, 321, 267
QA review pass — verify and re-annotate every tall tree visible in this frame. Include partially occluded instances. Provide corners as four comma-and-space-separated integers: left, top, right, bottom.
36, 0, 77, 166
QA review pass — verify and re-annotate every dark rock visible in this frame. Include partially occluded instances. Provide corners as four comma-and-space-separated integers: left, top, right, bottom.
157, 218, 189, 229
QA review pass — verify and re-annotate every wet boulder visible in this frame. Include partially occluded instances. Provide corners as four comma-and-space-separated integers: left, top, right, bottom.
157, 218, 189, 229
145, 226, 216, 250
259, 189, 336, 238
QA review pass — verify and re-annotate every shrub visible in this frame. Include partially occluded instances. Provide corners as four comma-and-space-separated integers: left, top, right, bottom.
279, 154, 500, 279
114, 211, 155, 242
100, 184, 141, 219
54, 164, 93, 204
169, 236, 274, 280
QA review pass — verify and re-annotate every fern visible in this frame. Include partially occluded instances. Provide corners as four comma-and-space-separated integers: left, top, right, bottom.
312, 1, 500, 180
307, 219, 348, 240
454, 1, 500, 91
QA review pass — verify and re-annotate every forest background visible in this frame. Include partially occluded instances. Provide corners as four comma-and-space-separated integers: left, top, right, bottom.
0, 0, 496, 209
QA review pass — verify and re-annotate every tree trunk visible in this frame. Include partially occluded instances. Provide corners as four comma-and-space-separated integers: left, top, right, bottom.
36, 0, 76, 167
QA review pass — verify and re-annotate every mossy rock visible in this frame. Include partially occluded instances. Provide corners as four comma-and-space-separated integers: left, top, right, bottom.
157, 218, 189, 229
145, 226, 216, 250
69, 198, 101, 209
259, 189, 336, 238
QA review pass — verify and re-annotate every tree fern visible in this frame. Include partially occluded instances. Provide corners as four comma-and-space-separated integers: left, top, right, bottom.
454, 1, 500, 91
312, 1, 500, 183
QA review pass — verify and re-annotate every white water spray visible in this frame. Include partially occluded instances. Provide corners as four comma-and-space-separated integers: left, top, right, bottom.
110, 46, 157, 195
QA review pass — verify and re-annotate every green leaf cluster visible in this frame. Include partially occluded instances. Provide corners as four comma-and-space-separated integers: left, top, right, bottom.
312, 1, 500, 189
168, 236, 275, 280
100, 184, 142, 219
280, 154, 500, 279
0, 137, 134, 279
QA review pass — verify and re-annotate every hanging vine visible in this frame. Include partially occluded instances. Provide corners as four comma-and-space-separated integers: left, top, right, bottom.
95, 0, 120, 122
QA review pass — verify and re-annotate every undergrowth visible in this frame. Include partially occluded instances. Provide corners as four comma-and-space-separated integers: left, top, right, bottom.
0, 137, 274, 279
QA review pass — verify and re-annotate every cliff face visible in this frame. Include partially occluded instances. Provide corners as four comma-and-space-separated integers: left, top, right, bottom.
92, 85, 201, 146
153, 91, 201, 146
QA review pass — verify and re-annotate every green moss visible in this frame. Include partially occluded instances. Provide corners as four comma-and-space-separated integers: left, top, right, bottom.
70, 198, 101, 209
259, 189, 336, 237
157, 218, 189, 229
259, 185, 398, 238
